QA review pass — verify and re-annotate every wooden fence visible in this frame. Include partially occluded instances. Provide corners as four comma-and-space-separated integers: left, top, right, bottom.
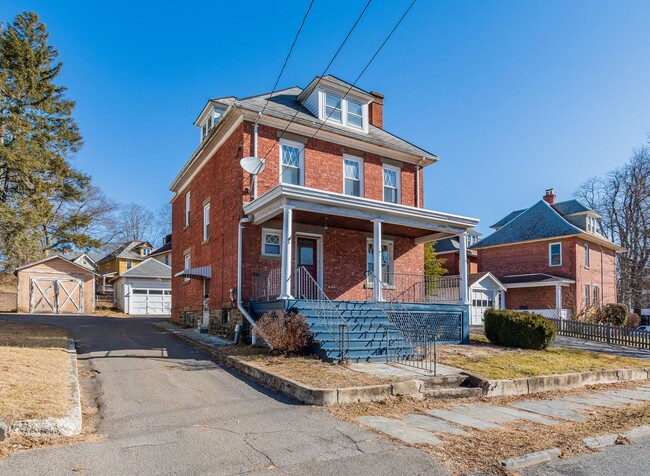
546, 317, 650, 350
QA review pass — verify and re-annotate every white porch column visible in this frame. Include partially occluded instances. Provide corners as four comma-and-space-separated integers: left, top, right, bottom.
459, 232, 469, 304
555, 284, 562, 319
372, 219, 383, 301
499, 290, 506, 309
280, 205, 294, 299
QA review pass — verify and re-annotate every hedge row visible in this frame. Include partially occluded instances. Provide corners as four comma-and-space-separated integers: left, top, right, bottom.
484, 309, 557, 350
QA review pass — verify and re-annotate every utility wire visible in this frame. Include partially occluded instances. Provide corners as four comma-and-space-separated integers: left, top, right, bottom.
258, 0, 317, 120
260, 0, 373, 159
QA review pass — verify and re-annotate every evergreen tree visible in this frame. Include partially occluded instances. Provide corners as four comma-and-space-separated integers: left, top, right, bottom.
424, 242, 448, 277
0, 11, 99, 270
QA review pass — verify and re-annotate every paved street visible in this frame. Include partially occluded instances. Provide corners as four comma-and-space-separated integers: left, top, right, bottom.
0, 315, 444, 476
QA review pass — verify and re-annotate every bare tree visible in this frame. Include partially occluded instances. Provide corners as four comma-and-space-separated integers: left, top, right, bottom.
155, 203, 172, 243
114, 203, 157, 244
575, 143, 650, 313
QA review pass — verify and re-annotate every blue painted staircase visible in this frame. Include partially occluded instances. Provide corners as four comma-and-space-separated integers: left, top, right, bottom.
286, 299, 413, 362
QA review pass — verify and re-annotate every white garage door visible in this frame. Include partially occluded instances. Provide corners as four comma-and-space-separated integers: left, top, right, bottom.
130, 289, 171, 315
470, 290, 493, 325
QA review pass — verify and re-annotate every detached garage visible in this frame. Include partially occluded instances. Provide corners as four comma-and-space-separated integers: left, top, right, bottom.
111, 258, 171, 315
16, 256, 95, 314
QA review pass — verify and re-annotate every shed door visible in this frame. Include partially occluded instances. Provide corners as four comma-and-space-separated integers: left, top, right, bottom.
30, 278, 83, 314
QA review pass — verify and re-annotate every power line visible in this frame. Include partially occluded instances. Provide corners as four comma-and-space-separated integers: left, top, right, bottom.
258, 0, 317, 119
260, 0, 373, 159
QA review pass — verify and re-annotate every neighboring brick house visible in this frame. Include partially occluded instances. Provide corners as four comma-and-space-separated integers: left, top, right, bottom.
434, 233, 480, 276
472, 189, 625, 318
169, 75, 478, 356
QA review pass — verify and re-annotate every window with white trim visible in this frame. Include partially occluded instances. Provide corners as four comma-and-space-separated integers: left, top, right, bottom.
584, 243, 590, 268
184, 254, 191, 283
343, 156, 363, 197
549, 242, 562, 266
347, 100, 363, 129
280, 139, 303, 186
585, 284, 591, 307
366, 239, 394, 285
203, 203, 210, 241
262, 230, 282, 257
593, 285, 600, 307
324, 92, 343, 123
383, 166, 400, 204
185, 191, 191, 227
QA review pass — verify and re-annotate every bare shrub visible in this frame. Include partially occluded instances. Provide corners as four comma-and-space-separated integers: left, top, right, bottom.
627, 312, 641, 328
256, 310, 313, 356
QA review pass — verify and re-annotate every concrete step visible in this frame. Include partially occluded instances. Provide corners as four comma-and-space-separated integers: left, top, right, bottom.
421, 375, 470, 389
423, 387, 483, 399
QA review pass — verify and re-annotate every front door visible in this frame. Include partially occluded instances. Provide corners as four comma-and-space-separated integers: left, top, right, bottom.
296, 237, 319, 297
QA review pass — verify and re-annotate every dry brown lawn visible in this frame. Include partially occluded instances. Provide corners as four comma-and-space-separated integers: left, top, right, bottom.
437, 333, 649, 379
93, 301, 130, 318
217, 345, 410, 388
329, 381, 650, 475
0, 321, 72, 424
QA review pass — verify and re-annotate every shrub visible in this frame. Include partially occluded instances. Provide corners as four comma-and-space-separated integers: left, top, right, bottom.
255, 310, 313, 355
580, 306, 604, 323
627, 312, 641, 329
484, 309, 557, 350
601, 303, 628, 326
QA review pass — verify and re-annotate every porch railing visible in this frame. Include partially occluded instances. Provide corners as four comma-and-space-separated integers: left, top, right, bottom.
252, 267, 282, 301
295, 266, 349, 362
366, 273, 461, 304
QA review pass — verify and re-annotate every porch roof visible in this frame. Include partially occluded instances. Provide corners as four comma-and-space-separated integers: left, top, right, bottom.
500, 273, 575, 288
243, 184, 479, 241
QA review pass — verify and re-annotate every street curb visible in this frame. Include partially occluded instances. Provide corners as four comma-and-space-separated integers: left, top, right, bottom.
499, 447, 561, 470
582, 424, 650, 449
10, 338, 82, 437
158, 322, 426, 405
464, 367, 650, 397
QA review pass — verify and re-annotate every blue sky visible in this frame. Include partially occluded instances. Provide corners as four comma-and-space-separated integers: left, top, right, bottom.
2, 1, 649, 235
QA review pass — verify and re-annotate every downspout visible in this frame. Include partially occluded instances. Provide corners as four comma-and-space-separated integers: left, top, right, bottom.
237, 217, 260, 345
252, 112, 261, 200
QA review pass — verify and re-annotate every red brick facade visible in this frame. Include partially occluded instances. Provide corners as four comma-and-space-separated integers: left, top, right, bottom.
171, 118, 425, 322
439, 252, 478, 276
477, 237, 617, 313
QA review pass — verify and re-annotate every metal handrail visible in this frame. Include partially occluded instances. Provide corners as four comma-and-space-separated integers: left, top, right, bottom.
366, 273, 461, 303
295, 266, 349, 362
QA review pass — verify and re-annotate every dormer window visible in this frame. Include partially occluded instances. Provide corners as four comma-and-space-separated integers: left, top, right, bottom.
586, 216, 600, 234
320, 90, 367, 131
199, 109, 224, 142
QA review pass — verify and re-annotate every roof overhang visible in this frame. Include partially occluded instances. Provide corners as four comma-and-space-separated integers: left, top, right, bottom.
244, 184, 478, 240
14, 255, 98, 277
469, 272, 507, 291
473, 233, 625, 253
501, 274, 575, 289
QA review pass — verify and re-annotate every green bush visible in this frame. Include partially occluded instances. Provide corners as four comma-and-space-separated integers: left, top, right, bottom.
601, 303, 628, 326
484, 309, 557, 350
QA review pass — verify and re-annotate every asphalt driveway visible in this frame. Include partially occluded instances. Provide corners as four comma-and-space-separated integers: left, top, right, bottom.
0, 314, 444, 476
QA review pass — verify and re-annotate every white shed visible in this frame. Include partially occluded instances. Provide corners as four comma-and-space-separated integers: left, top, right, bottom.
111, 258, 171, 315
468, 272, 506, 325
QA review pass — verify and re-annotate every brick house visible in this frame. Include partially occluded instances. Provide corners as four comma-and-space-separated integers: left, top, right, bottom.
472, 189, 625, 318
169, 75, 478, 360
434, 233, 480, 276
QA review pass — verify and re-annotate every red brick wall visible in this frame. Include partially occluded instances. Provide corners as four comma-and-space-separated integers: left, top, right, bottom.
573, 238, 618, 313
249, 122, 421, 207
440, 252, 478, 276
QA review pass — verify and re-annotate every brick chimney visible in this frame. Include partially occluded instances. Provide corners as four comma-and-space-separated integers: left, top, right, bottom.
543, 188, 556, 205
369, 91, 384, 128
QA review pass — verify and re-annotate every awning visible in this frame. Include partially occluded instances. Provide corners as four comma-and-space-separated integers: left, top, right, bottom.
500, 273, 574, 289
174, 266, 212, 279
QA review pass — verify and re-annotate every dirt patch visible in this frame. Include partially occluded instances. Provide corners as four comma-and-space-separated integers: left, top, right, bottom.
216, 345, 412, 388
438, 336, 649, 379
328, 380, 650, 474
93, 301, 129, 318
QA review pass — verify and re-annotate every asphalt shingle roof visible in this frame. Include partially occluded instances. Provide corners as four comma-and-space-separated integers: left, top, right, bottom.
552, 199, 591, 216
500, 273, 573, 284
232, 82, 436, 159
434, 237, 460, 253
472, 200, 583, 249
490, 209, 526, 229
97, 241, 150, 263
118, 258, 171, 279
151, 241, 171, 256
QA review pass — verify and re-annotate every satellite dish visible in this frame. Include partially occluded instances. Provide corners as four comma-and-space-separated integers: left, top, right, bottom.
240, 156, 265, 175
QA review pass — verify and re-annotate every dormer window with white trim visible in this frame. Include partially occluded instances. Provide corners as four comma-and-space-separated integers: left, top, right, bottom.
199, 108, 224, 142
320, 90, 368, 132
586, 215, 600, 234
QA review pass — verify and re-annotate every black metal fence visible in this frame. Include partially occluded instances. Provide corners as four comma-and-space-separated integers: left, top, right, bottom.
546, 318, 650, 350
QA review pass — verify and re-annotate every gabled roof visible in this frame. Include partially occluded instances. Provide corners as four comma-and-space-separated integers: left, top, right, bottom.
97, 241, 152, 263
468, 271, 506, 290
150, 241, 171, 256
434, 236, 477, 256
490, 209, 526, 229
472, 200, 583, 249
14, 255, 96, 276
113, 258, 171, 281
552, 199, 593, 216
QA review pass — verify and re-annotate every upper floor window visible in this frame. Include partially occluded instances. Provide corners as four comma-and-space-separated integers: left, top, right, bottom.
126, 259, 133, 270
584, 243, 590, 268
203, 203, 210, 241
383, 166, 400, 204
142, 248, 150, 256
321, 91, 367, 131
549, 242, 562, 266
185, 192, 191, 226
586, 215, 600, 234
280, 139, 304, 186
184, 254, 191, 283
343, 156, 363, 197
